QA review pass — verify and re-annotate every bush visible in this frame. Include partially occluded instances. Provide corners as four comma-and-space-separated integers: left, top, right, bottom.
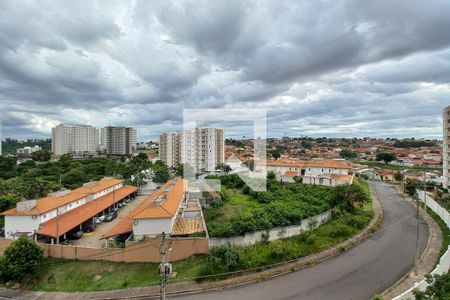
198, 244, 247, 280
0, 237, 44, 282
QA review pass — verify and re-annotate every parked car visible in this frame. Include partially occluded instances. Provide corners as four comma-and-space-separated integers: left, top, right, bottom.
67, 229, 83, 240
105, 211, 118, 222
84, 222, 97, 232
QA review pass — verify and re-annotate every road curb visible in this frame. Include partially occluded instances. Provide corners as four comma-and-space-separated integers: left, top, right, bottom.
380, 186, 442, 300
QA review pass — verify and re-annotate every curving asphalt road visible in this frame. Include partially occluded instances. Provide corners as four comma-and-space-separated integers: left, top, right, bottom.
175, 182, 429, 300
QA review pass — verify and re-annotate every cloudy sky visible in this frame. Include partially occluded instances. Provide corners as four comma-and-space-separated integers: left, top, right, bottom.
0, 0, 449, 140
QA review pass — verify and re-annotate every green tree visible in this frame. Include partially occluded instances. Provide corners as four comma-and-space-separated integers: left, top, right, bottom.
61, 168, 88, 189
413, 273, 450, 299
267, 171, 276, 180
406, 178, 420, 196
271, 149, 281, 160
0, 236, 44, 282
376, 153, 397, 164
340, 149, 358, 159
216, 163, 232, 174
31, 150, 51, 162
394, 171, 404, 182
332, 183, 369, 212
153, 161, 170, 184
243, 159, 254, 171
0, 194, 21, 213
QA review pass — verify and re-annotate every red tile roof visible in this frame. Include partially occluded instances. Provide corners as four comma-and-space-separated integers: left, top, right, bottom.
1, 178, 124, 216
102, 179, 187, 239
35, 185, 137, 238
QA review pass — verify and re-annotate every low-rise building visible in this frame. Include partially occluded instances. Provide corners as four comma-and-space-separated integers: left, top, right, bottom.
103, 178, 205, 241
16, 145, 42, 157
259, 158, 354, 186
1, 178, 137, 243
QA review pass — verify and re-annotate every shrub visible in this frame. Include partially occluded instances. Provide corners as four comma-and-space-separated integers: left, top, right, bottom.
198, 244, 247, 280
0, 236, 44, 282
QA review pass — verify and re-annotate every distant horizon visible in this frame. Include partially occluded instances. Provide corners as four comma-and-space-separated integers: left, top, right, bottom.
1, 133, 444, 143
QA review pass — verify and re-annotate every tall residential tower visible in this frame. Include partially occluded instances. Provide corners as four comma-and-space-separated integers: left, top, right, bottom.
52, 124, 99, 156
444, 105, 450, 190
101, 126, 137, 156
159, 128, 224, 172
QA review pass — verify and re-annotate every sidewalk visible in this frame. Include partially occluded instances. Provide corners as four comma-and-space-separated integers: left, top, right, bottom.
381, 187, 443, 300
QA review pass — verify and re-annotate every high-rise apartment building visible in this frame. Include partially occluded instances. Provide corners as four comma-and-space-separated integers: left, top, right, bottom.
444, 105, 450, 190
102, 126, 137, 156
52, 124, 99, 156
159, 128, 224, 172
159, 132, 181, 168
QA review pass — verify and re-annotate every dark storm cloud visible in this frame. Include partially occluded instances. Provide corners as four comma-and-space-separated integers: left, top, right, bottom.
0, 0, 449, 139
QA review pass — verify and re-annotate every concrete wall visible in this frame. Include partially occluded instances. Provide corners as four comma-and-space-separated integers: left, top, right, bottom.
4, 215, 41, 239
393, 191, 450, 299
209, 210, 332, 248
133, 218, 173, 237
0, 237, 208, 263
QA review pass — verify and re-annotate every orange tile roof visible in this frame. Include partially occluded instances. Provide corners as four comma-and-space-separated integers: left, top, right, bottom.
73, 178, 123, 194
35, 185, 137, 238
172, 217, 204, 236
102, 179, 187, 239
284, 170, 298, 176
331, 174, 353, 181
263, 159, 352, 170
1, 193, 87, 216
1, 178, 124, 217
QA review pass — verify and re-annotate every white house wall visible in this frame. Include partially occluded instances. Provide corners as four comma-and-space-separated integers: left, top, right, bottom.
133, 218, 173, 236
5, 215, 41, 239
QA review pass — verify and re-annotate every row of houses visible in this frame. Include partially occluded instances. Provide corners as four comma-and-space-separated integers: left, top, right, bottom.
102, 178, 206, 242
1, 178, 138, 243
256, 158, 354, 186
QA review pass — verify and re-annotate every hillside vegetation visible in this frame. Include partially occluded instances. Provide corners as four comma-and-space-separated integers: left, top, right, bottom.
204, 174, 369, 237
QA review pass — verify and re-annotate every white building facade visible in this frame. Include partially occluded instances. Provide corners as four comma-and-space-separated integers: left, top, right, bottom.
159, 128, 224, 172
51, 124, 99, 156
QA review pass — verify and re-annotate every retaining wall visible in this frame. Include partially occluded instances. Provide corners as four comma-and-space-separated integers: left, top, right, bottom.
0, 237, 208, 263
209, 210, 332, 248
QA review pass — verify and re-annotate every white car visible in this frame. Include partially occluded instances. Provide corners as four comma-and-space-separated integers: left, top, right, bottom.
95, 215, 106, 224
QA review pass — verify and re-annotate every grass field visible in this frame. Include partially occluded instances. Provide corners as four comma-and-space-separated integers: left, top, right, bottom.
31, 255, 206, 292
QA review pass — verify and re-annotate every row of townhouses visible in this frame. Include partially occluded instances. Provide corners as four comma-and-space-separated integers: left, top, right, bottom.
159, 128, 224, 172
1, 178, 138, 243
257, 158, 354, 186
52, 124, 137, 156
103, 178, 205, 242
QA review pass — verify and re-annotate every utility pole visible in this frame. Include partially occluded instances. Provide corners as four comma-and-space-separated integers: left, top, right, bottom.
423, 171, 427, 213
414, 187, 420, 275
159, 232, 172, 300
56, 207, 60, 244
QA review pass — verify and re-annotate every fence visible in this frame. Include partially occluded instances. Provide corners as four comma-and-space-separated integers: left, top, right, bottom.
0, 236, 208, 263
209, 210, 332, 248
392, 191, 450, 300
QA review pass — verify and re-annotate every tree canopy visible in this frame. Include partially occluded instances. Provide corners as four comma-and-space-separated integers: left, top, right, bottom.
0, 236, 44, 282
376, 152, 397, 164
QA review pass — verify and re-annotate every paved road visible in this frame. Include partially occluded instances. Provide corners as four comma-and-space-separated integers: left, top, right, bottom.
175, 182, 428, 300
